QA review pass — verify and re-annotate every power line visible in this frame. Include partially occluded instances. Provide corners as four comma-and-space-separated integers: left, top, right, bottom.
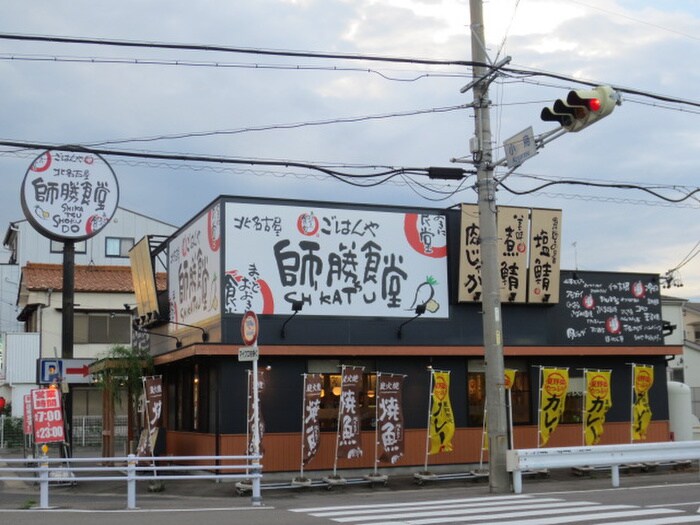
86, 103, 473, 147
4, 32, 700, 113
0, 33, 476, 67
497, 176, 700, 203
0, 53, 471, 82
565, 0, 700, 42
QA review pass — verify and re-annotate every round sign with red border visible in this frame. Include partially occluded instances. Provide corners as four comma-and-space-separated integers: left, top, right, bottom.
21, 148, 119, 241
241, 311, 259, 346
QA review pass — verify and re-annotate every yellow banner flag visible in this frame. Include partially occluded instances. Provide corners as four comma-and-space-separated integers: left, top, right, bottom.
585, 371, 612, 445
633, 365, 654, 441
429, 371, 455, 454
539, 368, 569, 446
504, 369, 517, 391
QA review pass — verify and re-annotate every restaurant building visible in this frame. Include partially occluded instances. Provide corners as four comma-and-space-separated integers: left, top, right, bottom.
132, 195, 678, 473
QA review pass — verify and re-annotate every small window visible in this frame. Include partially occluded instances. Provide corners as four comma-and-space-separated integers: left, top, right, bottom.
50, 240, 86, 254
105, 237, 134, 258
74, 312, 131, 344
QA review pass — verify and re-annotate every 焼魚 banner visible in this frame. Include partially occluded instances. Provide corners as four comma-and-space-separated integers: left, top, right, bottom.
336, 366, 364, 459
224, 202, 449, 317
302, 374, 323, 465
377, 374, 405, 464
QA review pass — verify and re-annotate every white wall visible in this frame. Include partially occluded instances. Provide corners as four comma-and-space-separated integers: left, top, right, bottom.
35, 290, 137, 360
9, 207, 176, 269
0, 265, 22, 333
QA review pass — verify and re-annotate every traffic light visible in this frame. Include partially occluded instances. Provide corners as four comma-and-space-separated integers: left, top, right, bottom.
541, 85, 620, 132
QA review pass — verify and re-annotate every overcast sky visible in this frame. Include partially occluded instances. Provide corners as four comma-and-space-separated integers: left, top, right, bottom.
0, 0, 698, 301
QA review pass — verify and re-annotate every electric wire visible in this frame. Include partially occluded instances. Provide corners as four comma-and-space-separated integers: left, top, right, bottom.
0, 33, 476, 67
497, 177, 700, 203
0, 53, 471, 82
86, 103, 472, 147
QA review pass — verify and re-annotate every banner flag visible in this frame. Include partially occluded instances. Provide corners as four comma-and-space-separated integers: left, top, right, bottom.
377, 374, 405, 464
302, 373, 323, 465
429, 371, 455, 454
539, 368, 569, 446
247, 369, 266, 456
632, 365, 654, 441
584, 370, 612, 445
137, 375, 163, 457
504, 369, 517, 391
336, 366, 364, 459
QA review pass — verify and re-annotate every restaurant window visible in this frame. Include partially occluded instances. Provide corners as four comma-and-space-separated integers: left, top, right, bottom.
307, 359, 376, 432
164, 361, 212, 433
560, 376, 584, 424
467, 360, 531, 426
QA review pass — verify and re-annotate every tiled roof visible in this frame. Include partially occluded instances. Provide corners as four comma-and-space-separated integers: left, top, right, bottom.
22, 262, 167, 293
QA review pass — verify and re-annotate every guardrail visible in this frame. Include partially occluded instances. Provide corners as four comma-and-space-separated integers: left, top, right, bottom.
506, 441, 700, 493
0, 454, 263, 509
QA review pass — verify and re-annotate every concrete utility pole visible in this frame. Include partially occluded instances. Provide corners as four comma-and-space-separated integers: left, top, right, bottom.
469, 0, 509, 492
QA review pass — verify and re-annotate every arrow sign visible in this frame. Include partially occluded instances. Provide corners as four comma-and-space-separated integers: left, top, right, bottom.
66, 364, 90, 377
38, 358, 94, 384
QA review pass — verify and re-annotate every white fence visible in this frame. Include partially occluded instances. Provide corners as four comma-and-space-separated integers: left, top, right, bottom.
0, 454, 263, 509
507, 441, 700, 493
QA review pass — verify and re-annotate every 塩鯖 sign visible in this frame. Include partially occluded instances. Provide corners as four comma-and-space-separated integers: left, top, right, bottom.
21, 149, 119, 241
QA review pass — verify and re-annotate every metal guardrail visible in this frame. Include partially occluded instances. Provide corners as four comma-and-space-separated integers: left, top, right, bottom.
0, 454, 263, 509
506, 441, 700, 493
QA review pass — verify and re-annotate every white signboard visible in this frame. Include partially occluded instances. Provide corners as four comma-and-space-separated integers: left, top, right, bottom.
168, 203, 221, 328
224, 202, 449, 318
38, 358, 94, 384
238, 346, 259, 362
504, 126, 537, 168
21, 150, 119, 241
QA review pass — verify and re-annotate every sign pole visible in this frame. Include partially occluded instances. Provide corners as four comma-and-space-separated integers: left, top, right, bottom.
240, 311, 262, 506
61, 240, 75, 456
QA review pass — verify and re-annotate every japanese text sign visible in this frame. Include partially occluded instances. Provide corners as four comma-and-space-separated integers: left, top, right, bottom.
224, 202, 449, 318
31, 388, 65, 444
21, 150, 119, 241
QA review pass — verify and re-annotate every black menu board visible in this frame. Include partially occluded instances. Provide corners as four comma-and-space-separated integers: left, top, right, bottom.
557, 271, 663, 345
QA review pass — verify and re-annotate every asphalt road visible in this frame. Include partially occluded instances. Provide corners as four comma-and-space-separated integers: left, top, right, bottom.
1, 463, 699, 524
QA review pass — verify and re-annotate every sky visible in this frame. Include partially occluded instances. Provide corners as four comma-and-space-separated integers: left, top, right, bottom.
0, 0, 698, 301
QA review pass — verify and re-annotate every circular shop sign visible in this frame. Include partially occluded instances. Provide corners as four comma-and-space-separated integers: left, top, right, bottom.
21, 149, 119, 241
241, 310, 259, 346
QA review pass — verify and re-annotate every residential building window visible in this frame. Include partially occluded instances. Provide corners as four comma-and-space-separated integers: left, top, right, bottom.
105, 237, 134, 258
74, 313, 131, 344
50, 240, 86, 254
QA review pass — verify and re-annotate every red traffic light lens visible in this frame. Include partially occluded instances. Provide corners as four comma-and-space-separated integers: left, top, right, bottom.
588, 98, 602, 112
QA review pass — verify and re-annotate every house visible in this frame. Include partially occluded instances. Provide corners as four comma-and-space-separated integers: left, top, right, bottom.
132, 196, 681, 473
682, 302, 700, 416
0, 207, 176, 418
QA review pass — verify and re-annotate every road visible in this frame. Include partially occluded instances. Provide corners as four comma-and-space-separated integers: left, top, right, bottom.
1, 465, 699, 524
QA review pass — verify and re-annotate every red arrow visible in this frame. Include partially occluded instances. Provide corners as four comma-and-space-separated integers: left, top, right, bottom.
66, 365, 90, 377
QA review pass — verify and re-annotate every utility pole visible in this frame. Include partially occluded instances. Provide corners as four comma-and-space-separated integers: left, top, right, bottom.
469, 0, 509, 492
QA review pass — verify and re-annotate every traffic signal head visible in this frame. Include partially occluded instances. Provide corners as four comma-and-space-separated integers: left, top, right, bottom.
541, 85, 620, 132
